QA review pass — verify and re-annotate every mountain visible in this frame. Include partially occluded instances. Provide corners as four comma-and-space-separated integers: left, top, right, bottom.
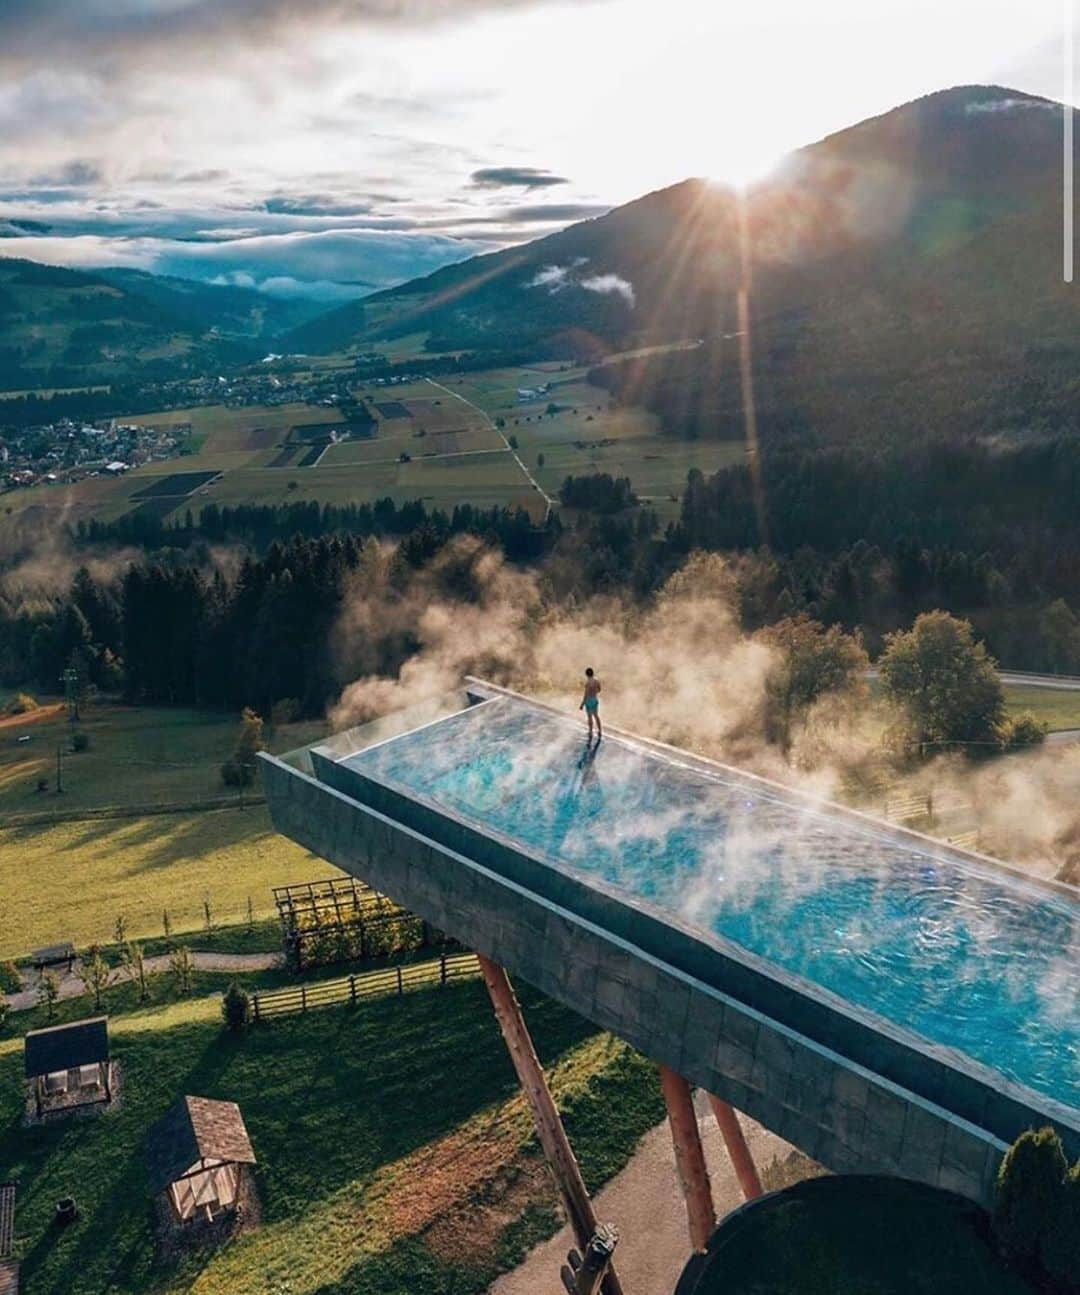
288, 85, 1080, 446
0, 257, 299, 389
96, 268, 326, 341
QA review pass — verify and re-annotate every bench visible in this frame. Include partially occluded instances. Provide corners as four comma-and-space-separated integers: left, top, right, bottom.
30, 943, 75, 974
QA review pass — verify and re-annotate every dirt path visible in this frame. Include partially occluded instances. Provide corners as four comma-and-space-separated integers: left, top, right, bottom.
490, 1094, 794, 1295
6, 950, 281, 1011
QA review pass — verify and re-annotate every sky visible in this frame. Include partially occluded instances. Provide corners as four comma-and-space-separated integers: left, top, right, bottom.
0, 0, 1072, 300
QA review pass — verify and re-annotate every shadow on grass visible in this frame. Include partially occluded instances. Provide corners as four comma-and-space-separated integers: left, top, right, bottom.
1, 978, 600, 1295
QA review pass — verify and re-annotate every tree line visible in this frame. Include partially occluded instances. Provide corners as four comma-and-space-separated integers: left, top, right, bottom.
73, 498, 553, 560
6, 435, 1080, 716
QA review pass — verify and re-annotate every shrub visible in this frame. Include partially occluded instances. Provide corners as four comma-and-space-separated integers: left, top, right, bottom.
222, 981, 251, 1032
5, 691, 39, 715
0, 961, 21, 994
169, 944, 195, 995
71, 730, 90, 752
999, 712, 1048, 752
0, 991, 7, 1031
37, 969, 60, 1019
1041, 1159, 1080, 1288
222, 707, 264, 787
995, 1126, 1068, 1265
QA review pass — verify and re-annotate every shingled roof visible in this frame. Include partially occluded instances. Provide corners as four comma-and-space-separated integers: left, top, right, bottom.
24, 1017, 109, 1078
145, 1096, 256, 1198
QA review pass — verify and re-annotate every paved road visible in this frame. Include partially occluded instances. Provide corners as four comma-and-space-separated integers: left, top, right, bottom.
866, 667, 1080, 691
491, 1096, 796, 1295
995, 670, 1080, 690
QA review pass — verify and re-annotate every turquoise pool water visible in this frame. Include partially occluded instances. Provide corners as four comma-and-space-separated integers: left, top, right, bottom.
348, 698, 1079, 1110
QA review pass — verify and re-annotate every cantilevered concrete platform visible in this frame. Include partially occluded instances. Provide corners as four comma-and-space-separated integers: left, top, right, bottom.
260, 681, 1079, 1208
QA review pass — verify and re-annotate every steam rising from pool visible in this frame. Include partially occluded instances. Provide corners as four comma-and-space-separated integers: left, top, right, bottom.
330, 538, 1080, 886
349, 699, 1079, 1110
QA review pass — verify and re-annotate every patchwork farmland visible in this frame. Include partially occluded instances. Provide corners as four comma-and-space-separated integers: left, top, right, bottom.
0, 356, 749, 529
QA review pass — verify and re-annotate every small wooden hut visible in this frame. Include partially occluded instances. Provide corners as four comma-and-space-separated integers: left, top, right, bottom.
146, 1096, 256, 1226
24, 1017, 111, 1118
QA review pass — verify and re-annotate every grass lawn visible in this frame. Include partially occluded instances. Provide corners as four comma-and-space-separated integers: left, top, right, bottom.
692, 1176, 1034, 1294
0, 980, 664, 1295
203, 454, 541, 515
1001, 683, 1080, 731
0, 701, 327, 818
0, 804, 330, 958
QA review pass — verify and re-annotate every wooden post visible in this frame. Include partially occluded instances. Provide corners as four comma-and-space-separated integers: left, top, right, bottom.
561, 1224, 619, 1295
477, 955, 624, 1295
706, 1093, 763, 1200
659, 1066, 715, 1253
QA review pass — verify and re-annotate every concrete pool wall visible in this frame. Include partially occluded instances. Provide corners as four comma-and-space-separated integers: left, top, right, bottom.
260, 682, 1079, 1208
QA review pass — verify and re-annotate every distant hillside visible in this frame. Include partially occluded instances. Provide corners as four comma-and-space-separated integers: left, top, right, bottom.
289, 85, 1080, 446
97, 268, 325, 341
0, 257, 263, 389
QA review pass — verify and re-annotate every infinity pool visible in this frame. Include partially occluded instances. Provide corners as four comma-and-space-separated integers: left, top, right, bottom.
346, 697, 1079, 1111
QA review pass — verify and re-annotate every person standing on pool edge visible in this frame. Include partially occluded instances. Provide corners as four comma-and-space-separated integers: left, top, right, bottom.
580, 667, 602, 743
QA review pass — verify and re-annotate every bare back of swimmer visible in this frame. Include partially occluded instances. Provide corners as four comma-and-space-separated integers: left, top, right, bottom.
580, 667, 602, 743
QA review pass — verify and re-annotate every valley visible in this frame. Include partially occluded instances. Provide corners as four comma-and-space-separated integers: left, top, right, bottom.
1, 348, 748, 527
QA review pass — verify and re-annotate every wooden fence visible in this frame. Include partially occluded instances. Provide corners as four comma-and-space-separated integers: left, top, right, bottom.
881, 788, 969, 826
250, 952, 480, 1022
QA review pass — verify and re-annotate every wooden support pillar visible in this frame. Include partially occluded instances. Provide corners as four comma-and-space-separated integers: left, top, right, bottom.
659, 1065, 715, 1253
706, 1093, 764, 1201
561, 1223, 619, 1295
477, 955, 624, 1295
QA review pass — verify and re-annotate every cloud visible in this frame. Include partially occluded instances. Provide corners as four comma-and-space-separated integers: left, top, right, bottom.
265, 195, 378, 218
0, 1, 573, 70
526, 262, 634, 306
507, 202, 607, 223
3, 226, 492, 301
965, 97, 1057, 115
29, 159, 102, 187
581, 272, 635, 305
528, 263, 573, 292
470, 166, 569, 189
0, 217, 50, 238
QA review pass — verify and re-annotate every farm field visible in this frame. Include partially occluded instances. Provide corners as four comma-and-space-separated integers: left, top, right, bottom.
2, 362, 739, 526
123, 402, 345, 457
0, 975, 664, 1295
446, 368, 748, 512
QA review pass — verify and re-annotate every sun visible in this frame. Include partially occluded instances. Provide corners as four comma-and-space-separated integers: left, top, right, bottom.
707, 146, 788, 192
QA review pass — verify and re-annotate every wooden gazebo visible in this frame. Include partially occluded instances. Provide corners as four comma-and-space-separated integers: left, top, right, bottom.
24, 1017, 111, 1118
146, 1096, 256, 1226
